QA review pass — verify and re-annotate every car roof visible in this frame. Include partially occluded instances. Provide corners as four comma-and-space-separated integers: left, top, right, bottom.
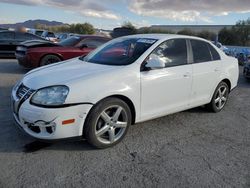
78, 35, 111, 39
122, 33, 208, 42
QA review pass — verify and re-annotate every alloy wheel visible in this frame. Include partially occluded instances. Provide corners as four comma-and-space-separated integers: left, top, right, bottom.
214, 85, 228, 110
95, 105, 128, 144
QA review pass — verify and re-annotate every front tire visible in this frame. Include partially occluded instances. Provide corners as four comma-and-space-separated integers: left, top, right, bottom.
83, 98, 132, 149
206, 82, 229, 113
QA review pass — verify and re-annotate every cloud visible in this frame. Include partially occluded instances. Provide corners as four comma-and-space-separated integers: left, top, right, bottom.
129, 0, 250, 22
0, 0, 120, 20
2, 0, 250, 23
80, 10, 120, 20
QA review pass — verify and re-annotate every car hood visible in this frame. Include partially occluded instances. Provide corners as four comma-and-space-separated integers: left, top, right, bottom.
22, 58, 120, 89
20, 40, 59, 48
31, 46, 77, 52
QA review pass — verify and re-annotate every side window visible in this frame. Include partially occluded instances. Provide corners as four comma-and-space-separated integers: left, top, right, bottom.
190, 40, 212, 63
0, 32, 14, 40
150, 39, 188, 67
208, 44, 221, 61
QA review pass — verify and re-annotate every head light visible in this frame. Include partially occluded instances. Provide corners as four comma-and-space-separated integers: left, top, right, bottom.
31, 86, 69, 106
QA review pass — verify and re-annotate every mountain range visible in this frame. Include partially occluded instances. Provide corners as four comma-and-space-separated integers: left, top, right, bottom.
0, 19, 65, 29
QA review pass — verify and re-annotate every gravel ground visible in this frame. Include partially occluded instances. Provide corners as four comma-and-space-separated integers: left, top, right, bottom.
0, 59, 249, 188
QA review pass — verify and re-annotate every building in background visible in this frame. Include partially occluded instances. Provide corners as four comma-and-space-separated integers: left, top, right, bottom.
148, 25, 233, 34
0, 27, 8, 31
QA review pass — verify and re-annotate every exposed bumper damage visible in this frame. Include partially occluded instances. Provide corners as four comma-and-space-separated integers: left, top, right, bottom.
12, 83, 93, 140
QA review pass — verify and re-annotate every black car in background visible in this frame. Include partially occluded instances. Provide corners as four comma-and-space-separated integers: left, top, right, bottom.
0, 27, 8, 31
243, 55, 250, 81
0, 31, 45, 58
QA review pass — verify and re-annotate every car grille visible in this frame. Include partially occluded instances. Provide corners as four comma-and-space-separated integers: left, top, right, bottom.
16, 84, 34, 100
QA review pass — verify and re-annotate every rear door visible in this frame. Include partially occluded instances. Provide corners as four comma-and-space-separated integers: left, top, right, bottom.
0, 31, 15, 57
189, 39, 221, 106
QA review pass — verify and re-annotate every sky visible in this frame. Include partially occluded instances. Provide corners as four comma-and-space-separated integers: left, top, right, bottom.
0, 0, 250, 29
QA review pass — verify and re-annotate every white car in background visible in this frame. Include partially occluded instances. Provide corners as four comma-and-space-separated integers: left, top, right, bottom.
41, 31, 58, 43
12, 34, 239, 148
27, 29, 45, 37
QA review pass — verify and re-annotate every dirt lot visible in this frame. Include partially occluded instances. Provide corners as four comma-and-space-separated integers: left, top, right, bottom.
0, 59, 249, 188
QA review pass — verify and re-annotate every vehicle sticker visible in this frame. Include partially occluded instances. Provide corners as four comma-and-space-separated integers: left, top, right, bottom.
137, 38, 157, 44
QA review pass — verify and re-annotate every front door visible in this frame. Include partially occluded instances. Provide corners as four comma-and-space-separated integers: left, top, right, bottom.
140, 39, 193, 121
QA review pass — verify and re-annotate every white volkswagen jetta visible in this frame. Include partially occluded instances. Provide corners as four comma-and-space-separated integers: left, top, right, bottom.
12, 34, 239, 148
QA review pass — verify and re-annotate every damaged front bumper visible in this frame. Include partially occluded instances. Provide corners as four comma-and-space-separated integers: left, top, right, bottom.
11, 84, 93, 140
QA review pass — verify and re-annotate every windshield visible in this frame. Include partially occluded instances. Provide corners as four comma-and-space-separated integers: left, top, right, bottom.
59, 36, 81, 47
83, 37, 157, 66
35, 31, 43, 36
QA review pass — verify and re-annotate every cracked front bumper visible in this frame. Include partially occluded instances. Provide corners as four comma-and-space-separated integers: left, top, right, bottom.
11, 88, 93, 140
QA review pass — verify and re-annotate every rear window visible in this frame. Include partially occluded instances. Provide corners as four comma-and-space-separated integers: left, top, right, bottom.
208, 44, 221, 61
59, 36, 81, 47
190, 40, 212, 63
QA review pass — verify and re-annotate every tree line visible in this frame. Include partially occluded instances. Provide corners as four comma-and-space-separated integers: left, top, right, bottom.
35, 23, 95, 35
219, 18, 250, 46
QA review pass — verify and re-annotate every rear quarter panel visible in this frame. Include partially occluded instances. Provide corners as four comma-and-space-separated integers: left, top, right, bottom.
220, 56, 239, 90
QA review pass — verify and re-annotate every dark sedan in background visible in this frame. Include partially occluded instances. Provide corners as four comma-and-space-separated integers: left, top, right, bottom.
243, 55, 250, 81
15, 35, 110, 68
0, 31, 45, 58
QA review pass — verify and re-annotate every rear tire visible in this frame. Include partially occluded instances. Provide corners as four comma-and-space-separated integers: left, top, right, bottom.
206, 82, 229, 113
83, 97, 132, 149
40, 55, 61, 67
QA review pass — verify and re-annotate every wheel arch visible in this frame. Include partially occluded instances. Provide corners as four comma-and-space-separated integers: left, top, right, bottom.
221, 78, 231, 92
209, 78, 232, 102
92, 94, 136, 125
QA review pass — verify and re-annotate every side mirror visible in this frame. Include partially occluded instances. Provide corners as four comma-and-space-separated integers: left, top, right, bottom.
145, 54, 165, 69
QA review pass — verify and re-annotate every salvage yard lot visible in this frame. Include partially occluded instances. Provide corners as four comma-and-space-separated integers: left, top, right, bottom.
0, 59, 249, 187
